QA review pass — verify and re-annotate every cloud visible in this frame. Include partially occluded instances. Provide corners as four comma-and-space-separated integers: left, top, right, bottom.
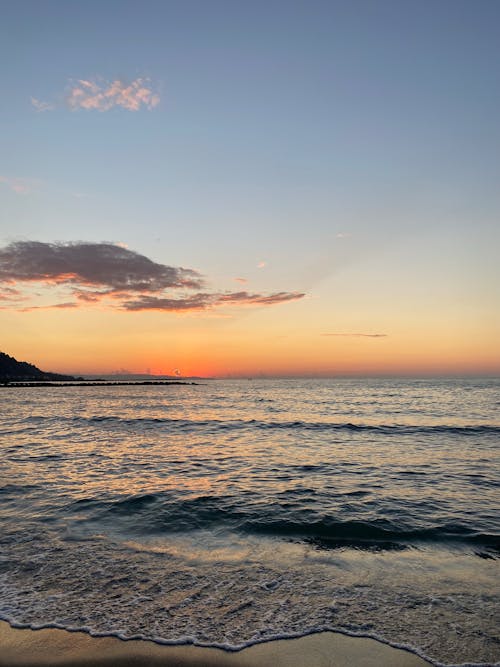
0, 286, 23, 301
218, 291, 305, 306
66, 78, 160, 112
20, 301, 78, 312
0, 241, 304, 314
234, 277, 248, 284
122, 294, 211, 311
321, 333, 388, 338
31, 97, 55, 112
0, 241, 202, 292
30, 78, 160, 112
335, 232, 351, 239
257, 261, 267, 269
121, 291, 305, 312
0, 176, 36, 194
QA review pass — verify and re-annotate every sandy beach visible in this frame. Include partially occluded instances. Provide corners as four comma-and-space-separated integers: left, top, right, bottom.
0, 621, 431, 667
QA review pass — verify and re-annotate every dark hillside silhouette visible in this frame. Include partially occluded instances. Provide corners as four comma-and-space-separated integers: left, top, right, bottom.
0, 351, 78, 382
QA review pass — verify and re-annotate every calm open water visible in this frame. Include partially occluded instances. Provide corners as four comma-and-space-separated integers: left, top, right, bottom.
0, 378, 499, 665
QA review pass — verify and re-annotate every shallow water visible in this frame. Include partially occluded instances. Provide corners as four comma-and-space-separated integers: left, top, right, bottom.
1, 378, 499, 665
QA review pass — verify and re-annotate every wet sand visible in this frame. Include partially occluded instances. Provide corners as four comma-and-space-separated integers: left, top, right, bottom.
0, 621, 431, 666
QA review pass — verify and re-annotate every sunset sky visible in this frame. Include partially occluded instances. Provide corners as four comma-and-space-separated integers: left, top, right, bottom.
1, 0, 499, 377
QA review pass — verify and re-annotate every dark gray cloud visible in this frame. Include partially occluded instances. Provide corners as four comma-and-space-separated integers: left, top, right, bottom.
321, 333, 388, 338
122, 294, 212, 312
122, 291, 305, 312
0, 241, 305, 313
0, 241, 203, 292
217, 291, 305, 306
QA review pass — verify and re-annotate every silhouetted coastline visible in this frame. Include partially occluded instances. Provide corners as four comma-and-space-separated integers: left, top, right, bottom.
0, 352, 199, 386
0, 380, 197, 387
0, 351, 79, 383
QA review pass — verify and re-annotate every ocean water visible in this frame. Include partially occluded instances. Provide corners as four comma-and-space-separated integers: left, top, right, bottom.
0, 378, 499, 665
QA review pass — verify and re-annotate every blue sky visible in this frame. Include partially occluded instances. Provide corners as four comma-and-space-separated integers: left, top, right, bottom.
0, 0, 499, 375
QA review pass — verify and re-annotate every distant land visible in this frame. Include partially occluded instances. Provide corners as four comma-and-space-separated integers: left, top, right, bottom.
0, 352, 204, 386
81, 373, 208, 381
0, 351, 80, 382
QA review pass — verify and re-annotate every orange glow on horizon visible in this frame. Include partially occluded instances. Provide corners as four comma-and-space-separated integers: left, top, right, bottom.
2, 288, 498, 379
12, 336, 499, 379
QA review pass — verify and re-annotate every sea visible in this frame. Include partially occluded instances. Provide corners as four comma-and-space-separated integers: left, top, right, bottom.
0, 378, 498, 665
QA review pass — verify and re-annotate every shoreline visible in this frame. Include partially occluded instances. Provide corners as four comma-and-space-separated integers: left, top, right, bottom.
0, 622, 432, 666
0, 381, 198, 387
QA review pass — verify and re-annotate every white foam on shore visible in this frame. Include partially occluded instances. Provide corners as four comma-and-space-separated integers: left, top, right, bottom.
2, 613, 500, 667
0, 539, 499, 666
1, 519, 498, 666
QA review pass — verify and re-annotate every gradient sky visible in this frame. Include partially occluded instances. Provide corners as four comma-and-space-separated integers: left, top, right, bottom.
1, 0, 499, 376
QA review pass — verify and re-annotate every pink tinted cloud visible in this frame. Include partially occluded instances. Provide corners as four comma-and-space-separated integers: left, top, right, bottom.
67, 78, 160, 112
30, 97, 55, 112
321, 333, 388, 338
0, 286, 24, 302
0, 176, 37, 194
20, 302, 79, 312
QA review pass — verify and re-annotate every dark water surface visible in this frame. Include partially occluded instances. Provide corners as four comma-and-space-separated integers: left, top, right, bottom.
1, 378, 499, 665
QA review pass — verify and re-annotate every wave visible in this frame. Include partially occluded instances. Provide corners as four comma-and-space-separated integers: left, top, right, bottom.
25, 414, 500, 436
242, 518, 500, 552
72, 493, 500, 554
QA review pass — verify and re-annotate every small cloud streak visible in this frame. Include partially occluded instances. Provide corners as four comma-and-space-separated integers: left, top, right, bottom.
67, 78, 160, 112
257, 261, 267, 269
234, 277, 248, 284
31, 97, 55, 112
218, 291, 304, 306
321, 333, 388, 338
0, 241, 304, 314
21, 301, 78, 312
0, 176, 36, 194
0, 286, 23, 302
336, 232, 351, 239
121, 291, 304, 312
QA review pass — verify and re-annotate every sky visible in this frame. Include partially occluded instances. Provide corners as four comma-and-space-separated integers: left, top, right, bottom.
0, 0, 499, 377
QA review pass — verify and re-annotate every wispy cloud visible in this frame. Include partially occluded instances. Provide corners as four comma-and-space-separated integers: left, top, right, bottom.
335, 232, 351, 239
21, 301, 78, 312
67, 78, 160, 111
257, 261, 267, 269
30, 77, 160, 112
30, 97, 55, 112
219, 291, 304, 306
321, 333, 388, 338
0, 286, 23, 301
234, 277, 248, 284
0, 241, 304, 314
0, 176, 37, 194
121, 291, 304, 312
